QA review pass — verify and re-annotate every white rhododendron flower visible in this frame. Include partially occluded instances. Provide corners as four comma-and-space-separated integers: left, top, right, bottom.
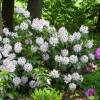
69, 83, 76, 91
3, 28, 11, 36
42, 53, 49, 61
20, 22, 28, 30
14, 42, 22, 53
2, 50, 9, 57
18, 57, 26, 66
32, 18, 43, 31
3, 38, 10, 44
58, 27, 68, 34
15, 25, 20, 31
80, 55, 88, 63
8, 53, 16, 60
13, 77, 21, 86
72, 73, 80, 81
0, 35, 2, 41
49, 37, 58, 46
31, 46, 38, 53
73, 44, 82, 52
50, 69, 59, 78
64, 74, 72, 84
39, 42, 48, 52
61, 49, 68, 57
0, 53, 2, 59
36, 37, 44, 46
21, 76, 28, 84
41, 19, 50, 27
89, 53, 95, 60
61, 57, 69, 65
86, 40, 93, 48
59, 33, 68, 43
73, 32, 81, 40
4, 44, 12, 52
69, 55, 78, 64
29, 80, 35, 88
68, 35, 74, 42
80, 25, 89, 34
23, 63, 33, 72
55, 55, 63, 63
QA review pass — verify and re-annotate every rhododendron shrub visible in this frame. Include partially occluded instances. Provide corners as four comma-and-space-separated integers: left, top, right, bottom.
0, 7, 97, 93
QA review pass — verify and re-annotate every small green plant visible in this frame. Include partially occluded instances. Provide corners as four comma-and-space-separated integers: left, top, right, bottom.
31, 88, 62, 100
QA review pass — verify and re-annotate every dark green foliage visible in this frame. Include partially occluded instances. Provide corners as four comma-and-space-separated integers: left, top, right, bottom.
82, 70, 100, 96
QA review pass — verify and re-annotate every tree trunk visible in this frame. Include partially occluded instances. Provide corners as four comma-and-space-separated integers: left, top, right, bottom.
0, 0, 2, 34
2, 0, 14, 31
27, 0, 42, 19
96, 11, 100, 32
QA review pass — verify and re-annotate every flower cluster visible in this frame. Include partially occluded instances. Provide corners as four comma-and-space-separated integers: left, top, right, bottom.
0, 7, 97, 93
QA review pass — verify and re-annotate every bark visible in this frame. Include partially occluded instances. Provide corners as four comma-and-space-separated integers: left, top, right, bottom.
0, 0, 2, 34
27, 0, 42, 19
2, 0, 14, 31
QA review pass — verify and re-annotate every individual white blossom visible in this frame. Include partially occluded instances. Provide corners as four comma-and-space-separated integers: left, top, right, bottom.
6, 62, 16, 72
73, 44, 82, 52
15, 25, 20, 31
73, 32, 81, 41
8, 53, 16, 60
11, 32, 18, 38
20, 22, 28, 30
80, 25, 89, 34
29, 80, 35, 88
4, 44, 12, 52
59, 33, 68, 43
69, 55, 78, 64
16, 7, 25, 14
50, 69, 59, 78
72, 73, 80, 81
88, 53, 95, 60
3, 38, 10, 44
69, 83, 76, 91
49, 37, 58, 46
2, 50, 9, 57
61, 49, 68, 56
47, 79, 51, 85
21, 76, 28, 84
13, 77, 21, 86
61, 57, 69, 65
68, 35, 74, 42
0, 35, 2, 41
80, 55, 88, 63
23, 63, 33, 72
25, 39, 32, 45
39, 42, 48, 52
18, 57, 26, 66
64, 74, 72, 84
86, 40, 93, 48
55, 55, 63, 63
14, 42, 22, 53
0, 53, 2, 59
23, 11, 30, 18
3, 28, 11, 36
42, 54, 49, 61
41, 19, 50, 27
32, 18, 43, 31
58, 27, 68, 34
36, 37, 44, 46
31, 46, 38, 53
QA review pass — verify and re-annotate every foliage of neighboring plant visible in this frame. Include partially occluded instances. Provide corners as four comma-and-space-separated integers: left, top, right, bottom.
0, 7, 98, 99
31, 88, 62, 100
43, 0, 100, 32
